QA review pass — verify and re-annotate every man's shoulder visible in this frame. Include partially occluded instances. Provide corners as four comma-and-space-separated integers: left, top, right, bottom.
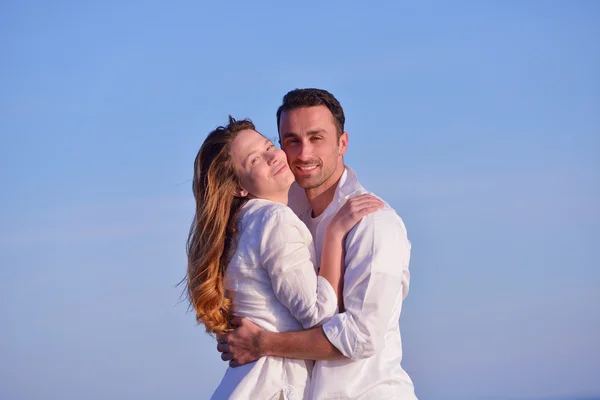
364, 202, 407, 235
344, 200, 411, 269
343, 187, 409, 243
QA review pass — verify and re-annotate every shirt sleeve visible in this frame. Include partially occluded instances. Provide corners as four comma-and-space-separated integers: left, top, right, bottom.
322, 209, 411, 360
259, 206, 338, 329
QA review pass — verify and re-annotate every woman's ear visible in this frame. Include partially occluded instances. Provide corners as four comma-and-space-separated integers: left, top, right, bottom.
234, 187, 248, 198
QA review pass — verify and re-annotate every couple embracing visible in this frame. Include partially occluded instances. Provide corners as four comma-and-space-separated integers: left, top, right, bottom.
185, 88, 417, 400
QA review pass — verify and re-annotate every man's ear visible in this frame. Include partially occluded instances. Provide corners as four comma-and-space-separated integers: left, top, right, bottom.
234, 187, 248, 198
338, 131, 349, 156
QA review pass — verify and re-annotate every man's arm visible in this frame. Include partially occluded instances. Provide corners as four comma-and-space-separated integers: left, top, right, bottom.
217, 317, 346, 367
261, 326, 345, 361
320, 209, 411, 360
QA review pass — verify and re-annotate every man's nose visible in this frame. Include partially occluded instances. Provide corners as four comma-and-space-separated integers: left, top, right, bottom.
297, 142, 313, 161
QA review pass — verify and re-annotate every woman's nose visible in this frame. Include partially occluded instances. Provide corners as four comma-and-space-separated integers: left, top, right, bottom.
267, 152, 279, 165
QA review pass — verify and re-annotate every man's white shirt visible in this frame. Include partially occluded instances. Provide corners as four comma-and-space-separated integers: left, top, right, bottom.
289, 167, 418, 400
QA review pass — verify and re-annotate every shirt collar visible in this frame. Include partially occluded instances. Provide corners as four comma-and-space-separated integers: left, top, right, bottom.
288, 166, 365, 218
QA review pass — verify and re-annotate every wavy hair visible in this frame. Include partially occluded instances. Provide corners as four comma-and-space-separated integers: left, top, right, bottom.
185, 116, 254, 334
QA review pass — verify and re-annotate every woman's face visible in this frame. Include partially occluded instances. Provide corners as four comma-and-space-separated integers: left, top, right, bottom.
230, 129, 294, 203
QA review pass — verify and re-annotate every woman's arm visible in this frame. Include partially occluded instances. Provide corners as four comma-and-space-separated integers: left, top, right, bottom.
259, 196, 382, 329
318, 194, 383, 311
259, 207, 338, 329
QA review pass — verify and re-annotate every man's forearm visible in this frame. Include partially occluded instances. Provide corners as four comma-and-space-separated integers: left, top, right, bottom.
258, 326, 346, 361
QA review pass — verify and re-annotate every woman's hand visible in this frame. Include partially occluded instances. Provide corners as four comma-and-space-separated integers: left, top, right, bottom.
328, 194, 384, 238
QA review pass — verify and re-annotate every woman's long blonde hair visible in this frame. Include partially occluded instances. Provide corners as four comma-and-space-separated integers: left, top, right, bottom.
185, 116, 254, 334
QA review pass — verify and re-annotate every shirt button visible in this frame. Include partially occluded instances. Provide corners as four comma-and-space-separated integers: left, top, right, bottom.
356, 344, 363, 356
284, 386, 295, 399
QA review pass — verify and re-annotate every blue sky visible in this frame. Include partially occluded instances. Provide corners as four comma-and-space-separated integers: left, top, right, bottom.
1, 1, 598, 399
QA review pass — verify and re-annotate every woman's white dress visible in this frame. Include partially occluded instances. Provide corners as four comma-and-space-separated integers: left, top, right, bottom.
211, 199, 338, 400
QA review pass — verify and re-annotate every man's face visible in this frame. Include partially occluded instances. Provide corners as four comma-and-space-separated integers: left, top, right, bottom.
279, 105, 348, 190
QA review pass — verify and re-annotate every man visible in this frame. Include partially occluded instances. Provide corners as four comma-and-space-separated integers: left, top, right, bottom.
217, 89, 417, 399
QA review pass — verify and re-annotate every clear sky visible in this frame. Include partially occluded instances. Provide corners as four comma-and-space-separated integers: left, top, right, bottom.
1, 1, 598, 399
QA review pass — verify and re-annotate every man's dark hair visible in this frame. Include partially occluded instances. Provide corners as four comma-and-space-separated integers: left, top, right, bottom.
276, 88, 345, 138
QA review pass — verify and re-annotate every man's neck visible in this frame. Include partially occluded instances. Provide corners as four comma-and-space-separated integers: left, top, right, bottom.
306, 164, 345, 217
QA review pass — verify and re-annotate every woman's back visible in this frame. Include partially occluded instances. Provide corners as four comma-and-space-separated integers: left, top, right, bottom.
226, 198, 316, 333
211, 198, 337, 400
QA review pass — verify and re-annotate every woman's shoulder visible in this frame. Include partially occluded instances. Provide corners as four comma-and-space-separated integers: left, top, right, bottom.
241, 199, 300, 225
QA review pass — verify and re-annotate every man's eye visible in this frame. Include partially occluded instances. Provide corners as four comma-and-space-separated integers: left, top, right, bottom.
267, 144, 275, 150
251, 157, 259, 165
311, 136, 322, 141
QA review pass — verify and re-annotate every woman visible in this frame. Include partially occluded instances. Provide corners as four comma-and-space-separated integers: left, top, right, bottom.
185, 117, 382, 399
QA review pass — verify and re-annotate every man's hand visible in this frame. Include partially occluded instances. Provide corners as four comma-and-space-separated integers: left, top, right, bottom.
216, 317, 264, 368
